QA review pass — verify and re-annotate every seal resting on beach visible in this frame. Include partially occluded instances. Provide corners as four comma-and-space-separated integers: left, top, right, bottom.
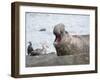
53, 23, 89, 56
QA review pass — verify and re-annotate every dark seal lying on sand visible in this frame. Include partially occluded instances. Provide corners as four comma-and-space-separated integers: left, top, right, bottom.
53, 23, 89, 56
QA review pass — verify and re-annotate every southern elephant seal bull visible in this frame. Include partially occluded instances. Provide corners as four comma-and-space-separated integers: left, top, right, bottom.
53, 23, 89, 56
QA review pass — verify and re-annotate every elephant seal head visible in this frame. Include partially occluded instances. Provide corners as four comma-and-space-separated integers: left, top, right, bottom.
53, 23, 68, 43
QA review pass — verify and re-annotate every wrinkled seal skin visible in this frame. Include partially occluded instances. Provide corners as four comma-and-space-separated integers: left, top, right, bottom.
53, 23, 89, 56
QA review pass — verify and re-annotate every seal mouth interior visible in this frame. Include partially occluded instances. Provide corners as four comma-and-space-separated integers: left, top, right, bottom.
55, 34, 61, 42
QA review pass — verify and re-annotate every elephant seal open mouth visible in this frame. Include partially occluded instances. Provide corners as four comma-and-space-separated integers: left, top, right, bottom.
55, 33, 61, 43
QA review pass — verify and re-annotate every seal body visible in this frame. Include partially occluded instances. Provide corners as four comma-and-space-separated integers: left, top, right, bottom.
53, 23, 89, 56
